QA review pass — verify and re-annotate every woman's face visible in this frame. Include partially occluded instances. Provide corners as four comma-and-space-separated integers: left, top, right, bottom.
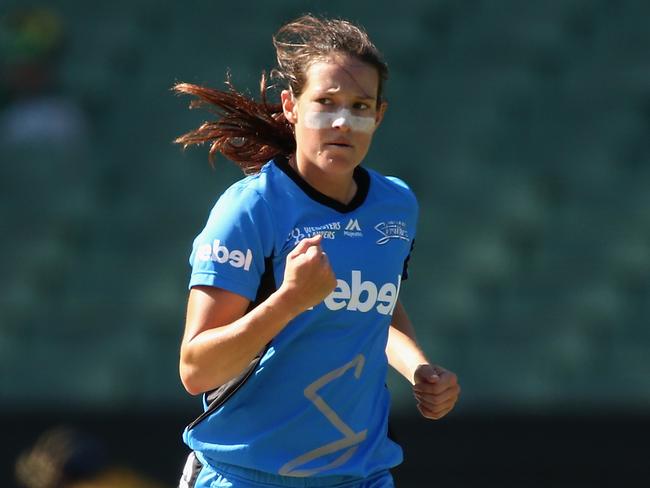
282, 54, 385, 177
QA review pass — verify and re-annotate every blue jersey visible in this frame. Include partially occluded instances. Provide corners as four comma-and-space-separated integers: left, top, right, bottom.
185, 157, 418, 479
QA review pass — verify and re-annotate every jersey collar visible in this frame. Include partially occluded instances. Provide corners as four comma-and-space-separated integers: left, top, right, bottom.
274, 156, 370, 213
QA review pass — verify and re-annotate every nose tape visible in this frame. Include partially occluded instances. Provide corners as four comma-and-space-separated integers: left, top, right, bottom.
304, 108, 376, 133
331, 108, 353, 128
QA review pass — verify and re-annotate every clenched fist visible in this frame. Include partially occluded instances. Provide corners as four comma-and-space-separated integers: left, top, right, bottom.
279, 234, 337, 314
413, 364, 460, 420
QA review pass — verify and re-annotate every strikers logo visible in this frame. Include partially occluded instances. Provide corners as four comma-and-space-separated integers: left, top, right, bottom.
374, 220, 409, 245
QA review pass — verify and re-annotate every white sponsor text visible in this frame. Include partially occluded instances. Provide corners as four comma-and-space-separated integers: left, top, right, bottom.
323, 270, 401, 315
197, 240, 253, 271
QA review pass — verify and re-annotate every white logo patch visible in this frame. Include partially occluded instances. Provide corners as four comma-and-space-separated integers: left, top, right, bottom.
287, 227, 306, 245
286, 220, 367, 244
343, 219, 362, 237
375, 221, 409, 245
197, 239, 253, 271
323, 270, 401, 315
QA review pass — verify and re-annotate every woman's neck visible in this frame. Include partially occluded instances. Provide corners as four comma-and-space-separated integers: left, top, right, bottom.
290, 155, 358, 205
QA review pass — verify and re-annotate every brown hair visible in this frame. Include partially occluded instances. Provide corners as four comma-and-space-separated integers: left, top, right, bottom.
173, 14, 388, 174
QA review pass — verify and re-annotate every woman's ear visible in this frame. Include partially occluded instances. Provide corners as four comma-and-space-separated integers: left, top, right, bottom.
374, 101, 388, 128
281, 90, 298, 124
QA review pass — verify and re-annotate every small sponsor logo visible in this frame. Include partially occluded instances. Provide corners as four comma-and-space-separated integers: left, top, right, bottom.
287, 227, 306, 245
374, 221, 409, 245
343, 218, 363, 237
323, 270, 401, 315
287, 221, 341, 244
197, 239, 253, 271
345, 219, 361, 232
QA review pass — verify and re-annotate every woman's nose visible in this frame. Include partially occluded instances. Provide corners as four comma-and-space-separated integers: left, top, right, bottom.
331, 112, 351, 131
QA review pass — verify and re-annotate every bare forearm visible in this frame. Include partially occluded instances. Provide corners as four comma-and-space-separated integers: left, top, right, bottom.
389, 303, 462, 420
387, 300, 429, 384
180, 289, 300, 394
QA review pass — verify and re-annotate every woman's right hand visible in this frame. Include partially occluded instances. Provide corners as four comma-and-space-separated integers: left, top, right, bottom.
279, 234, 337, 313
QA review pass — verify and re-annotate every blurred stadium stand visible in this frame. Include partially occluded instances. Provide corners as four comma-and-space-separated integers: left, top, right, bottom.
1, 0, 649, 486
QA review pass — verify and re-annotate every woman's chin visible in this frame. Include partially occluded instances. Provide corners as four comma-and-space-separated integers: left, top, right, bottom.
317, 152, 361, 173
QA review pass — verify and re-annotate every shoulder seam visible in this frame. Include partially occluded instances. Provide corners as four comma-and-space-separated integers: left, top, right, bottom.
227, 178, 280, 258
250, 187, 279, 258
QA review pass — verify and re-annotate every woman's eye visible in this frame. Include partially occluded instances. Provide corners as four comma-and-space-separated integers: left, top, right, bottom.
354, 102, 370, 110
316, 98, 332, 105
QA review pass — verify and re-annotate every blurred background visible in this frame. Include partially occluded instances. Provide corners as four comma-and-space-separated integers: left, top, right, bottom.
1, 0, 649, 486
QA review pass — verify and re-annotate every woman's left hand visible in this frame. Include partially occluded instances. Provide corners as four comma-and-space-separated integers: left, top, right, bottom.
412, 364, 460, 420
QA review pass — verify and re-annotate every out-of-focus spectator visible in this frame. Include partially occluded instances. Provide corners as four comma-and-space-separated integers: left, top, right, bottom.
0, 6, 88, 147
15, 426, 167, 488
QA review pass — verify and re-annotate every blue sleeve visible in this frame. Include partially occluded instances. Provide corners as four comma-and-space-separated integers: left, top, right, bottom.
188, 184, 276, 301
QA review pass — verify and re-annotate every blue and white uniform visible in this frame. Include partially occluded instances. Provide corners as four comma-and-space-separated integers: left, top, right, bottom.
182, 157, 418, 487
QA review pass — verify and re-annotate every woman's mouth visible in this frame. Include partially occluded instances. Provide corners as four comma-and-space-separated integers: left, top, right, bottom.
326, 141, 352, 148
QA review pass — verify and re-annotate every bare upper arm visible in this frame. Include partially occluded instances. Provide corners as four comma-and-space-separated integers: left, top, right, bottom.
183, 285, 251, 345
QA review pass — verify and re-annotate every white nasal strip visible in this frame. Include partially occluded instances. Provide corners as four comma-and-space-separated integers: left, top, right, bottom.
304, 108, 376, 133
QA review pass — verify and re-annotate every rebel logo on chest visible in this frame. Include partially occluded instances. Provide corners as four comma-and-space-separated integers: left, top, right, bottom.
323, 270, 401, 316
